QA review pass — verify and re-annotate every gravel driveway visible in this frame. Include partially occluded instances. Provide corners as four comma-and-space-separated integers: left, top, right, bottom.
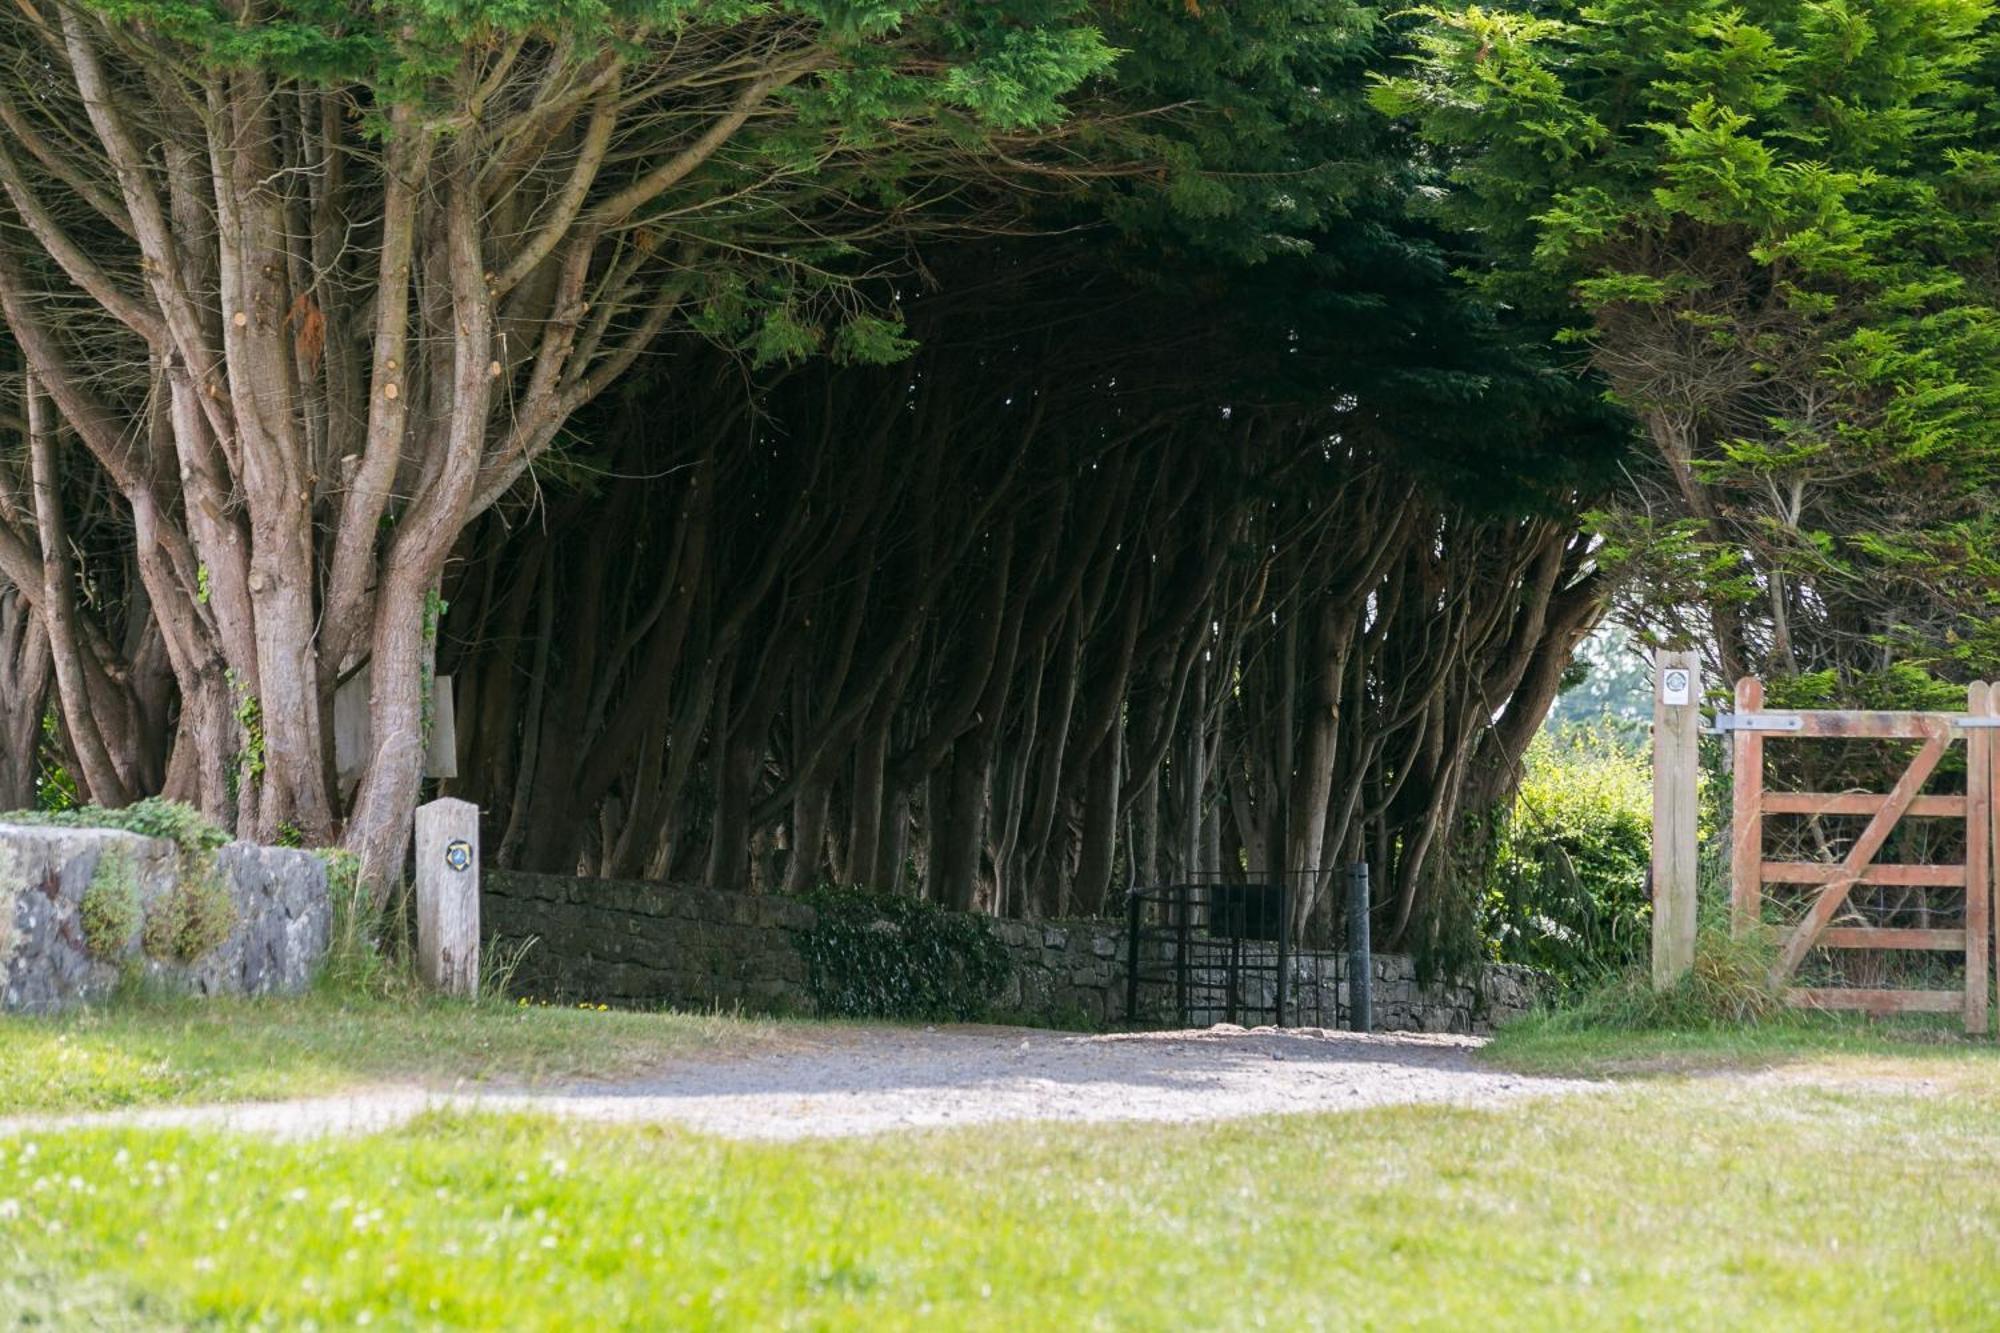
0, 1024, 1598, 1142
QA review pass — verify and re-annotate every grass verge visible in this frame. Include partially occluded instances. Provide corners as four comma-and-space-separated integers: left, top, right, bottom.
2, 1057, 1998, 1328
0, 990, 788, 1115
1485, 1005, 1979, 1077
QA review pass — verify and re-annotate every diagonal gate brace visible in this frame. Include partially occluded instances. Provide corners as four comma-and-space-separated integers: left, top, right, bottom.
1770, 724, 1952, 985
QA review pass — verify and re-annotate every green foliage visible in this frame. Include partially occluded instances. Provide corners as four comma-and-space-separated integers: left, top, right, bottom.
32, 710, 77, 814
1759, 663, 1967, 714
795, 886, 1008, 1020
1378, 0, 2000, 678
1486, 723, 1662, 988
227, 669, 265, 805
141, 876, 237, 965
1540, 903, 1786, 1031
78, 851, 140, 962
313, 849, 422, 1003
1, 798, 229, 865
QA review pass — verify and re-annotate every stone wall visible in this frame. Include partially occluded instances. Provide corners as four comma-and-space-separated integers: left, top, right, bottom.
484, 871, 816, 1012
0, 823, 330, 1014
483, 874, 1542, 1034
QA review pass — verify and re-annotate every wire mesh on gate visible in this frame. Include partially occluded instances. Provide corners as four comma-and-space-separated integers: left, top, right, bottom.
1122, 867, 1380, 1026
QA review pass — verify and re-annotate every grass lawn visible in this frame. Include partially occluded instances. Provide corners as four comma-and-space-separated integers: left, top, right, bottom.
0, 992, 788, 1114
1486, 1006, 1986, 1077
0, 1014, 1996, 1328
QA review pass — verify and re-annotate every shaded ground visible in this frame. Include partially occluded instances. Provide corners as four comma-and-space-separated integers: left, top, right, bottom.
0, 1023, 1599, 1141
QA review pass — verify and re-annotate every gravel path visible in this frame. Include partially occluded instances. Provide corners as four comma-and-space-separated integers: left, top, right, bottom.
0, 1025, 1600, 1142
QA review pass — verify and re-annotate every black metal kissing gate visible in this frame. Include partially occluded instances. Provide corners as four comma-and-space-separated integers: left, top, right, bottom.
1123, 879, 1292, 1028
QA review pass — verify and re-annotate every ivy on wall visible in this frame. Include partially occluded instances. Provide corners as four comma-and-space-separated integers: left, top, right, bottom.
795, 887, 1008, 1021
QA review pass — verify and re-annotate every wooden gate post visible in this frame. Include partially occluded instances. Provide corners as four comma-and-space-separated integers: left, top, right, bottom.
1729, 676, 1765, 935
415, 797, 480, 997
1652, 650, 1700, 989
1969, 682, 1992, 1036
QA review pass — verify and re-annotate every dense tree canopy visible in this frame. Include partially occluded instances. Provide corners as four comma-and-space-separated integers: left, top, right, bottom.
0, 0, 1677, 963
0, 0, 1117, 883
1375, 0, 2000, 690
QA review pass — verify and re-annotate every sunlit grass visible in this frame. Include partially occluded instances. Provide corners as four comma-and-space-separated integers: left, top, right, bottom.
1485, 1005, 1983, 1077
0, 990, 788, 1114
3, 1055, 1998, 1328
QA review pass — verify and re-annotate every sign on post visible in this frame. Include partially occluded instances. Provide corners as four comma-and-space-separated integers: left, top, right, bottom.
1652, 650, 1700, 989
415, 797, 480, 997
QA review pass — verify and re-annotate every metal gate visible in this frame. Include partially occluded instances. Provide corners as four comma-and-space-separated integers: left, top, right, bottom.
1123, 880, 1293, 1027
1723, 678, 1994, 1033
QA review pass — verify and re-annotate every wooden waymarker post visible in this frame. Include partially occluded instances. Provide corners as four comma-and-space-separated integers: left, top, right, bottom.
415, 797, 480, 997
1651, 650, 1700, 989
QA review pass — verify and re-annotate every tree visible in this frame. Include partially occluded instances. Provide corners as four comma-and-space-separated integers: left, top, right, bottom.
0, 0, 1113, 888
1373, 0, 2000, 690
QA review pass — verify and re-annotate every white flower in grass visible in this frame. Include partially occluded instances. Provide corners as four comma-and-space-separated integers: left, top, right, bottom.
0, 1198, 19, 1221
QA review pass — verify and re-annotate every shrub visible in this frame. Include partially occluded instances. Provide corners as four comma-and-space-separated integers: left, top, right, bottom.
79, 848, 140, 960
795, 886, 1009, 1021
1541, 901, 1785, 1031
142, 875, 238, 964
1485, 723, 1667, 990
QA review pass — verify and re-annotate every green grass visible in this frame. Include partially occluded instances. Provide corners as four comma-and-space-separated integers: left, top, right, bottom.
2, 1044, 1998, 1329
0, 991, 788, 1114
1486, 1006, 1983, 1077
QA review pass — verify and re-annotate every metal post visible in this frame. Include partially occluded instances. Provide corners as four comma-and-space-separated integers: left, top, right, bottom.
1225, 891, 1242, 1025
1175, 886, 1190, 1027
1124, 887, 1142, 1025
1275, 882, 1290, 1028
1346, 861, 1371, 1034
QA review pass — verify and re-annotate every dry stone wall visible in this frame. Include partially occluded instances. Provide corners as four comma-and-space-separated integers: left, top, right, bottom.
0, 823, 330, 1014
484, 871, 816, 1012
484, 874, 1543, 1034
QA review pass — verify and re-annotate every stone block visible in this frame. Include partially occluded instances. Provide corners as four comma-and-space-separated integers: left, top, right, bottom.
1, 824, 329, 1014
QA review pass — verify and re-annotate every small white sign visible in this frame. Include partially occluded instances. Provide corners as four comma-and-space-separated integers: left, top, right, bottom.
1661, 666, 1693, 706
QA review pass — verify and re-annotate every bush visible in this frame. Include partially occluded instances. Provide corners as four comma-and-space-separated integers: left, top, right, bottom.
79, 848, 140, 960
1484, 723, 1666, 990
795, 886, 1009, 1021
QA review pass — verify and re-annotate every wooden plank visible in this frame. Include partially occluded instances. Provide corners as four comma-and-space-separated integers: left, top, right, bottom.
1731, 677, 1765, 934
1652, 650, 1700, 989
1818, 927, 1966, 951
1970, 681, 1992, 1036
1761, 861, 1965, 887
1777, 711, 1959, 739
1761, 792, 1965, 818
1770, 726, 1952, 983
1786, 988, 1965, 1015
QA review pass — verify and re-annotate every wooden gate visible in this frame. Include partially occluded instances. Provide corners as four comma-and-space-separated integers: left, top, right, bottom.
1727, 678, 1994, 1034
